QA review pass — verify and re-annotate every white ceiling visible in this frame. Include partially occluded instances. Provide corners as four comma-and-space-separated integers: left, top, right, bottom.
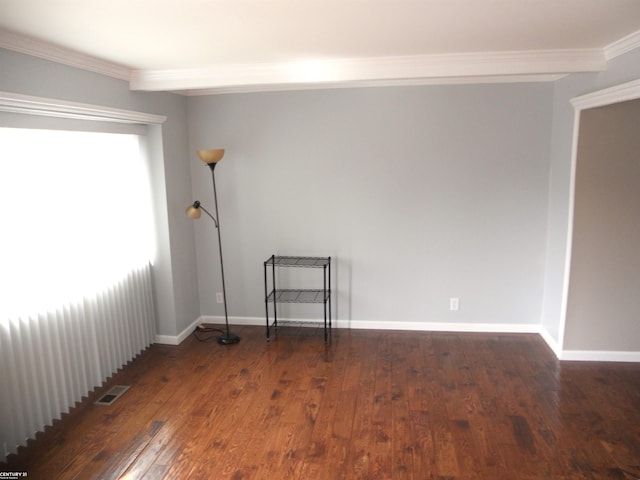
1, 0, 640, 94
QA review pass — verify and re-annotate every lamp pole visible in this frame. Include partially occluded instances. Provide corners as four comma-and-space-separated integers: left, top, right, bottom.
207, 162, 239, 345
187, 148, 240, 345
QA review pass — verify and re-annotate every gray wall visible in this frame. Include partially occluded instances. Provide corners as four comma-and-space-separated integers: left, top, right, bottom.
565, 98, 640, 351
541, 48, 640, 348
0, 48, 198, 337
4, 43, 640, 350
187, 84, 553, 327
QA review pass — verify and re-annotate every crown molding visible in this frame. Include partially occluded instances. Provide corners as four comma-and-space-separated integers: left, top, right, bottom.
604, 29, 640, 61
0, 29, 131, 81
0, 90, 167, 124
131, 49, 605, 93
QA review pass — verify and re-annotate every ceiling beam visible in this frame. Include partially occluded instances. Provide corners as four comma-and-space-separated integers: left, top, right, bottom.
129, 49, 605, 94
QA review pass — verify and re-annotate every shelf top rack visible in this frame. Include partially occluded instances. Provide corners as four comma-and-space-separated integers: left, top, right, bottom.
266, 255, 330, 268
266, 289, 329, 303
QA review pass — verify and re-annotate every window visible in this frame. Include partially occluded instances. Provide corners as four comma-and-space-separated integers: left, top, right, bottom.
0, 127, 155, 321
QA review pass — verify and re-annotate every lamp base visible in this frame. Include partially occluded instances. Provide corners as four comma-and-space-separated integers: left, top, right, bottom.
217, 332, 241, 345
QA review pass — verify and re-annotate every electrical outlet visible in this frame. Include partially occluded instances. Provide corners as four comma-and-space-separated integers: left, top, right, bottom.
449, 297, 459, 311
216, 292, 224, 304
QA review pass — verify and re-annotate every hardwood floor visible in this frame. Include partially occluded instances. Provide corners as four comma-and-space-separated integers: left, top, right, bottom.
3, 325, 640, 479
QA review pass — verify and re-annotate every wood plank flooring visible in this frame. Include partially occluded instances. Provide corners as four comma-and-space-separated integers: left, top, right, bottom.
3, 325, 640, 479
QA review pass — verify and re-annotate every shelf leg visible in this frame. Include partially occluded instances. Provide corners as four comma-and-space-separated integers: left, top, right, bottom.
264, 260, 270, 339
323, 263, 328, 342
328, 258, 332, 330
272, 256, 278, 330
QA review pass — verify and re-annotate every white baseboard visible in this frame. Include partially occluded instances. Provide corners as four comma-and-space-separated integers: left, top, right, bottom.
156, 316, 639, 363
334, 319, 541, 333
537, 325, 562, 358
559, 350, 640, 362
155, 317, 202, 345
199, 315, 263, 327
536, 325, 640, 362
197, 315, 541, 334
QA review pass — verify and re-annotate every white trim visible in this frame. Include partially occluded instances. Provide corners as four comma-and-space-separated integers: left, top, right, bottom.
0, 91, 167, 124
571, 78, 640, 110
155, 317, 202, 345
168, 317, 638, 363
199, 315, 261, 327
538, 325, 562, 358
130, 49, 605, 93
334, 319, 541, 333
157, 315, 542, 345
557, 107, 581, 356
0, 29, 130, 81
199, 315, 541, 334
604, 29, 640, 61
560, 350, 640, 363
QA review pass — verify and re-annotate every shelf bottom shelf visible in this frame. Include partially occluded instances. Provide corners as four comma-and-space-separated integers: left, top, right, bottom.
269, 320, 326, 328
267, 319, 331, 340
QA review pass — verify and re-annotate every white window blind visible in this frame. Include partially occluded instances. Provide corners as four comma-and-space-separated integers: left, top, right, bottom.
0, 93, 164, 462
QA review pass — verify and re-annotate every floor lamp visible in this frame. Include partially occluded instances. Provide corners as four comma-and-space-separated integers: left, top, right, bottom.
186, 148, 240, 345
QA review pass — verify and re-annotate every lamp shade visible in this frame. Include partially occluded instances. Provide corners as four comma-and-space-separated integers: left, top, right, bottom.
185, 204, 202, 219
197, 149, 225, 164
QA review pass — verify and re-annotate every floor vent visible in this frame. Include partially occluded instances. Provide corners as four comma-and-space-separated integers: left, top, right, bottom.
95, 385, 130, 406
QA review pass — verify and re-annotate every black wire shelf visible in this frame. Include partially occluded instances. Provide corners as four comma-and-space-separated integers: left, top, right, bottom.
264, 254, 332, 342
